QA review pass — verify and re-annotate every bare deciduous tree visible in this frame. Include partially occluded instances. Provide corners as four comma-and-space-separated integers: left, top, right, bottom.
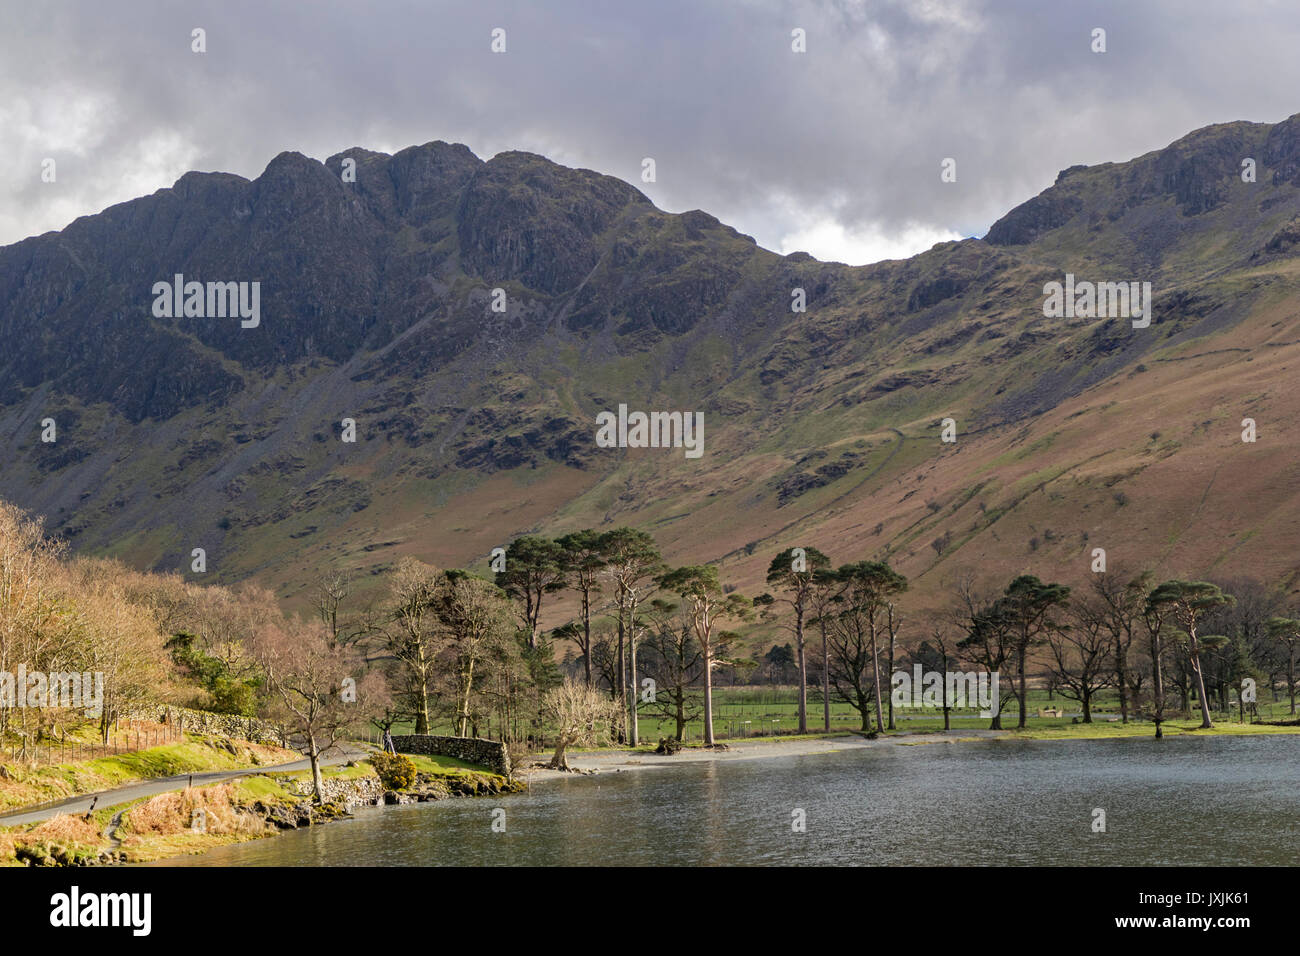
437, 571, 513, 737
540, 678, 621, 770
641, 599, 704, 741
254, 617, 369, 802
382, 558, 444, 734
1048, 597, 1114, 722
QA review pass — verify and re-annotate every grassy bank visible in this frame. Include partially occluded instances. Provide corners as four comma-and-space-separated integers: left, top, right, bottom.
1002, 718, 1300, 740
0, 752, 513, 866
0, 735, 301, 814
556, 714, 1300, 760
377, 684, 1300, 747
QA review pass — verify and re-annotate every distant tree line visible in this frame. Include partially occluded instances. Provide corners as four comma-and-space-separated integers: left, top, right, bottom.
5, 494, 1299, 799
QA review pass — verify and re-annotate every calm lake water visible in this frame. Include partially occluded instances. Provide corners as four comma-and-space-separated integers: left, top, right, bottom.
153, 736, 1299, 866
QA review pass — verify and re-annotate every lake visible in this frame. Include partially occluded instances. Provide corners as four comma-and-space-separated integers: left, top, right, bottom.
151, 736, 1300, 866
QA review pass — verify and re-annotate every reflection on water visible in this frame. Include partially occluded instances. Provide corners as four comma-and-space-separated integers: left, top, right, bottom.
152, 736, 1300, 866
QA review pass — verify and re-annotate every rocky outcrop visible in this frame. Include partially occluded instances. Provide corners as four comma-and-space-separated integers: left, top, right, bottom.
985, 193, 1085, 246
456, 150, 649, 294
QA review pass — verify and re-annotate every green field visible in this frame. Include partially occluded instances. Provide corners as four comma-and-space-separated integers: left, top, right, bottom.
374, 684, 1299, 746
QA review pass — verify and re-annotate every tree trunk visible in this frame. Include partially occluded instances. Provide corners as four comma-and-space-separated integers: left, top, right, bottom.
582, 590, 594, 688
1189, 639, 1213, 729
1151, 630, 1164, 739
1017, 642, 1028, 729
702, 648, 715, 746
869, 624, 885, 734
525, 587, 540, 651
1115, 638, 1129, 723
457, 658, 476, 737
616, 601, 627, 743
628, 617, 640, 747
414, 697, 429, 735
886, 606, 897, 730
795, 607, 808, 734
941, 658, 950, 731
821, 621, 831, 731
549, 738, 569, 770
308, 736, 324, 804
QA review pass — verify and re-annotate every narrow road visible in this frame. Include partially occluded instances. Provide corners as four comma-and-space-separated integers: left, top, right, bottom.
0, 743, 369, 828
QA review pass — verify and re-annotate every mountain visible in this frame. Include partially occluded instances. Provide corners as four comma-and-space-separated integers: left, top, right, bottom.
3, 114, 1300, 616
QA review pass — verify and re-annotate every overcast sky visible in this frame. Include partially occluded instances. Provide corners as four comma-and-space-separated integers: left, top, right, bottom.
4, 0, 1300, 264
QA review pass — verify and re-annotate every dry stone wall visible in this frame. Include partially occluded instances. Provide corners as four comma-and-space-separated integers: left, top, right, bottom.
122, 703, 284, 746
390, 735, 510, 776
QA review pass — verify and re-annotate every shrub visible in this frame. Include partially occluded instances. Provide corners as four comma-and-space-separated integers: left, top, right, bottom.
210, 676, 258, 716
370, 752, 418, 791
124, 784, 262, 838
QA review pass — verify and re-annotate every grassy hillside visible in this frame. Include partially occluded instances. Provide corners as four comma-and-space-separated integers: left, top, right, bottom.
2, 113, 1299, 627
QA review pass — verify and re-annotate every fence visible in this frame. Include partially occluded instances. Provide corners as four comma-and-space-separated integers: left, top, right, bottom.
1, 717, 183, 768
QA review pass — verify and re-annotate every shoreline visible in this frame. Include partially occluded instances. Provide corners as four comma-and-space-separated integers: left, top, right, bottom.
519, 730, 998, 783
0, 747, 510, 867
10, 722, 1296, 866
517, 722, 1300, 783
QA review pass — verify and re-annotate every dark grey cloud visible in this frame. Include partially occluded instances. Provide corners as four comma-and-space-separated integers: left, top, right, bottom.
4, 0, 1300, 263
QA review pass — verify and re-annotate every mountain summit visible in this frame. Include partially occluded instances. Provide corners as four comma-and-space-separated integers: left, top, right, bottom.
4, 114, 1300, 606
